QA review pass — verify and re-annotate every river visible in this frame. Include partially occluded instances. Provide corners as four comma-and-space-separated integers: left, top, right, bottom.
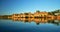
0, 18, 60, 32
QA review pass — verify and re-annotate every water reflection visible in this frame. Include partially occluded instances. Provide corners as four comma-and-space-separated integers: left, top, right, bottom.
0, 18, 60, 26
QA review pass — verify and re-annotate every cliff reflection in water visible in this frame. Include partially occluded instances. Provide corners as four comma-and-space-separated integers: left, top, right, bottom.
0, 18, 60, 26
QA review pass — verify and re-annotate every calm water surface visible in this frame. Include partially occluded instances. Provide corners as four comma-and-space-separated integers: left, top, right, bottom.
0, 19, 60, 32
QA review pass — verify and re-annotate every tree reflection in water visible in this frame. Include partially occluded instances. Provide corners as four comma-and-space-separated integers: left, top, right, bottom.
0, 18, 60, 26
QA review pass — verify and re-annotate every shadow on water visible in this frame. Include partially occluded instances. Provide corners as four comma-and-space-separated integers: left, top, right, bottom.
48, 20, 60, 26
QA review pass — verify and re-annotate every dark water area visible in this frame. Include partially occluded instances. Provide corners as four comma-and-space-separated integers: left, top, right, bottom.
0, 18, 60, 32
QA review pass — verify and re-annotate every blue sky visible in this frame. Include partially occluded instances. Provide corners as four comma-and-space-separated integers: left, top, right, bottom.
0, 0, 60, 15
